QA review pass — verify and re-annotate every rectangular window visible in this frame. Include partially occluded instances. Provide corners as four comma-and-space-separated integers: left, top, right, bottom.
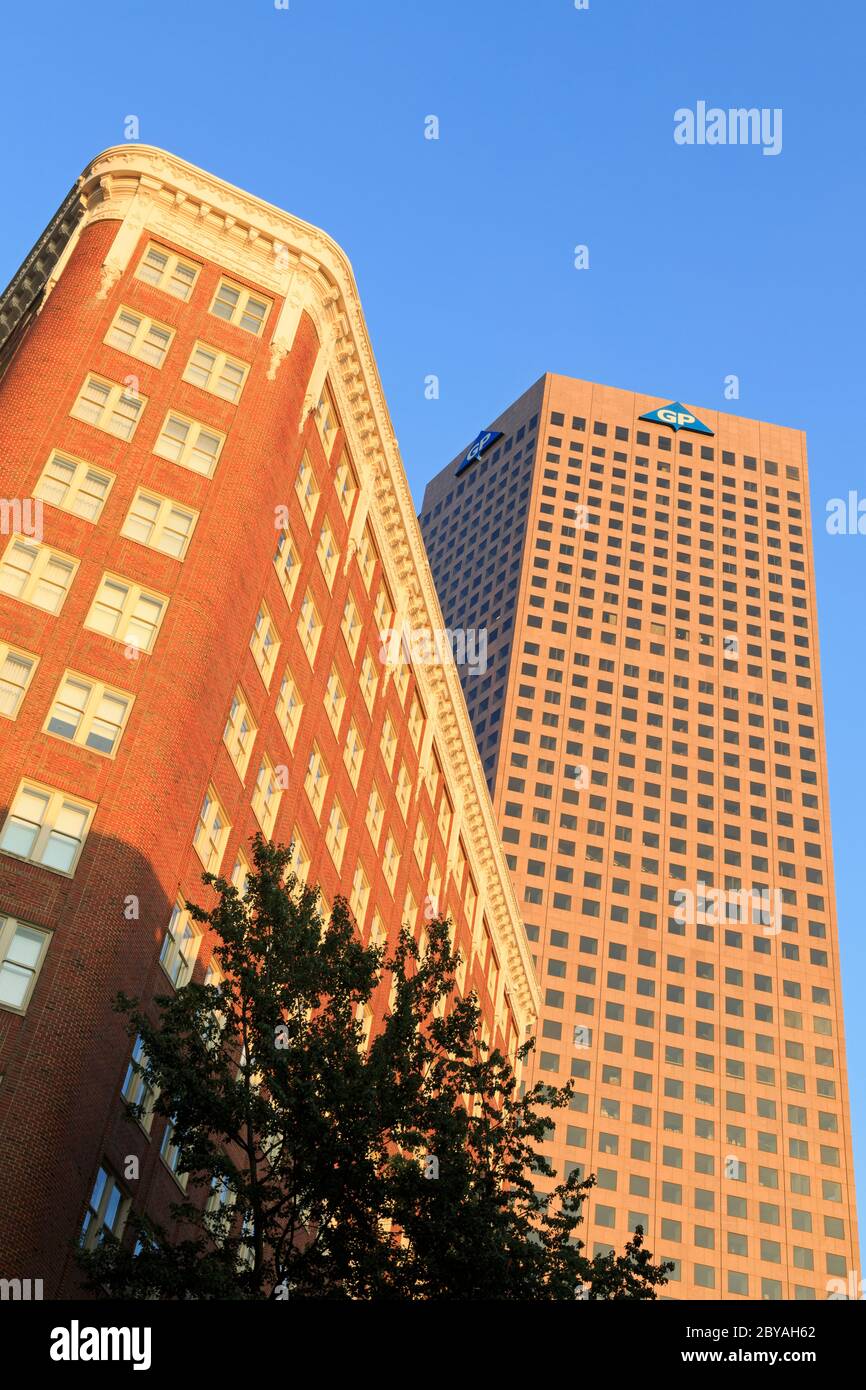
343, 721, 364, 787
160, 1119, 189, 1189
297, 589, 322, 663
325, 665, 346, 735
0, 537, 77, 613
335, 454, 357, 519
250, 603, 280, 687
0, 642, 38, 719
315, 383, 339, 457
158, 900, 200, 989
80, 1166, 128, 1249
121, 1035, 158, 1131
349, 862, 370, 925
135, 242, 200, 300
275, 666, 303, 750
45, 672, 133, 756
183, 343, 248, 402
154, 412, 224, 477
121, 489, 198, 559
366, 786, 384, 847
341, 595, 362, 659
317, 520, 339, 588
305, 744, 328, 818
383, 832, 400, 893
0, 914, 50, 1014
84, 574, 167, 653
71, 374, 145, 440
252, 755, 283, 837
33, 451, 114, 521
209, 278, 271, 335
223, 687, 257, 777
295, 453, 319, 527
0, 779, 95, 875
105, 305, 173, 366
325, 796, 348, 869
193, 785, 230, 872
273, 529, 301, 605
360, 649, 378, 711
287, 827, 310, 884
357, 525, 376, 591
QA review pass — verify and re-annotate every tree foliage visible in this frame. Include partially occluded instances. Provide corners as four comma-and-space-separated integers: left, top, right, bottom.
78, 835, 671, 1300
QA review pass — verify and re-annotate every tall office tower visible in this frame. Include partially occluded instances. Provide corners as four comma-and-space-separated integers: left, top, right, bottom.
420, 373, 859, 1300
0, 147, 538, 1297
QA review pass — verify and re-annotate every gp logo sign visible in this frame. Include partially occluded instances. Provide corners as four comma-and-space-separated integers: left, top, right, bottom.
455, 428, 503, 476
639, 401, 714, 436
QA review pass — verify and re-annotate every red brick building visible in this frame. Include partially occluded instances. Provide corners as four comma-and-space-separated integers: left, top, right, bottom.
0, 146, 538, 1297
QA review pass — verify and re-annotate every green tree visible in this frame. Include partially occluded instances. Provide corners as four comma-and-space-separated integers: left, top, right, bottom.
78, 834, 671, 1300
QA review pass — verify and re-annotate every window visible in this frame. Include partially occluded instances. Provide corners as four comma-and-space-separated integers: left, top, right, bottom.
0, 537, 77, 613
33, 451, 113, 521
325, 665, 346, 734
121, 489, 198, 559
383, 833, 400, 893
183, 343, 248, 402
349, 863, 370, 924
317, 520, 339, 588
231, 851, 251, 897
160, 1120, 188, 1189
295, 453, 319, 527
395, 762, 412, 818
154, 412, 224, 476
366, 787, 384, 846
287, 827, 310, 884
45, 672, 133, 755
275, 667, 303, 749
315, 384, 339, 457
193, 785, 230, 872
335, 454, 357, 518
273, 529, 301, 605
159, 900, 200, 989
84, 574, 167, 653
105, 306, 173, 366
297, 589, 322, 663
341, 595, 362, 658
357, 525, 376, 591
80, 1166, 128, 1249
135, 242, 199, 300
249, 603, 279, 686
343, 721, 364, 787
121, 1035, 158, 1131
380, 716, 397, 774
71, 375, 144, 439
0, 642, 38, 719
223, 688, 257, 777
305, 744, 328, 817
0, 780, 94, 874
252, 755, 283, 836
325, 797, 348, 868
0, 915, 50, 1013
360, 649, 378, 711
209, 277, 271, 335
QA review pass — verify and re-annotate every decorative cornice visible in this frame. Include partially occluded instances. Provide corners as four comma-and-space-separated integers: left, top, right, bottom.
60, 145, 540, 1028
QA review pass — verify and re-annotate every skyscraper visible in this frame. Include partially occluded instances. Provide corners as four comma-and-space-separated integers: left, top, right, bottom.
0, 146, 538, 1296
419, 373, 859, 1300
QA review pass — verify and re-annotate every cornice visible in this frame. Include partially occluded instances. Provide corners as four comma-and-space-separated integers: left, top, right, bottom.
75, 145, 539, 1027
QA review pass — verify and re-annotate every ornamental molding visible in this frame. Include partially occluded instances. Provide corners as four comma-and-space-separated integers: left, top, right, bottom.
72, 145, 539, 1026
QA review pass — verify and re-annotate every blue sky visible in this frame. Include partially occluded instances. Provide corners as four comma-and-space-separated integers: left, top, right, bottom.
2, 0, 864, 1255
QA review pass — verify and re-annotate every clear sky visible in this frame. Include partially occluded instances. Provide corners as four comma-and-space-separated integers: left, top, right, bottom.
2, 0, 864, 1258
